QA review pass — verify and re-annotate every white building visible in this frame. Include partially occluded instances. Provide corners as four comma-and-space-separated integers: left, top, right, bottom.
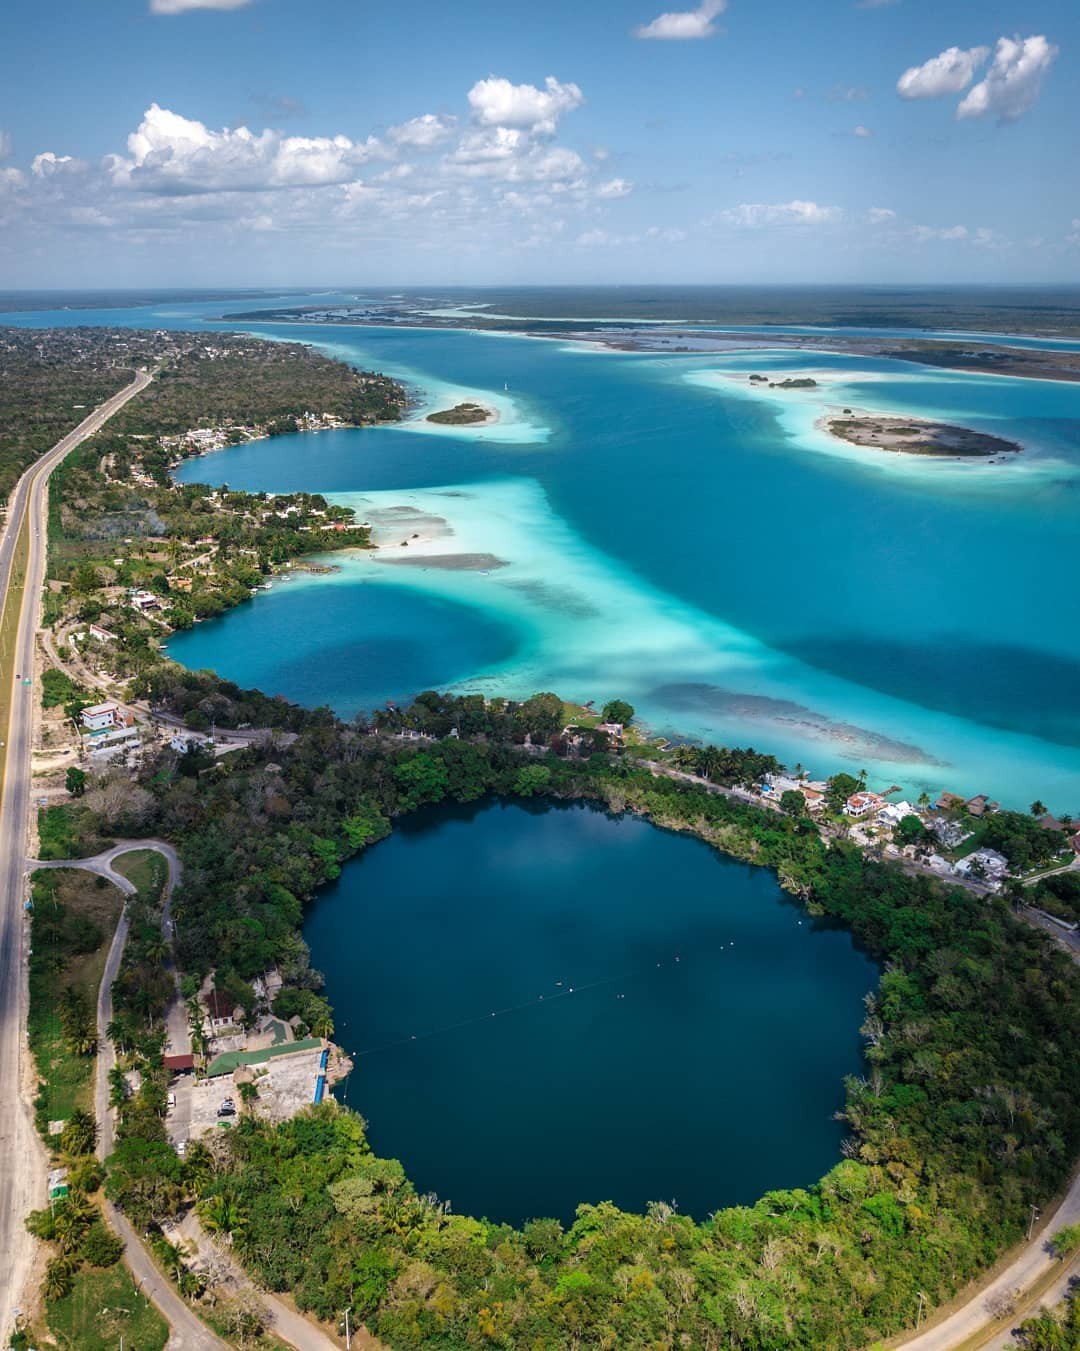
844, 791, 887, 819
81, 701, 124, 732
877, 801, 916, 829
953, 848, 1009, 884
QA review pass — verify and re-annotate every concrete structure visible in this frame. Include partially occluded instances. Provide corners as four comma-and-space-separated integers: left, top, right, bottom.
953, 848, 1009, 884
877, 801, 916, 829
80, 700, 125, 732
844, 791, 887, 819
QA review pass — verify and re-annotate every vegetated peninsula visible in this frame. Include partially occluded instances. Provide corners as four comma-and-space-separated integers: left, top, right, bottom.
825, 413, 1022, 458
425, 401, 496, 425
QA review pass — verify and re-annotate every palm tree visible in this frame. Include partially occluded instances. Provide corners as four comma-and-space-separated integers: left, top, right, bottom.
106, 1018, 131, 1054
42, 1256, 76, 1302
60, 1109, 98, 1157
199, 1191, 248, 1244
1030, 800, 1048, 818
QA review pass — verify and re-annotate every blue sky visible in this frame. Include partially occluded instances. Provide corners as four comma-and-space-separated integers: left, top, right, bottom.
0, 0, 1076, 286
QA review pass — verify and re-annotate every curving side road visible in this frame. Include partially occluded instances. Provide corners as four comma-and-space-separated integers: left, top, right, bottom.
0, 369, 152, 1340
58, 841, 225, 1350
42, 841, 340, 1349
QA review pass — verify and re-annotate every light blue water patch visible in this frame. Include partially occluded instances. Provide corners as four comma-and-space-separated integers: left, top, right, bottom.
165, 570, 518, 718
14, 298, 1080, 810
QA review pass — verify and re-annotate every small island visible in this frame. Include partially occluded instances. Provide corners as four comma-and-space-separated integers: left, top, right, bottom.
426, 402, 497, 426
748, 375, 817, 389
825, 414, 1021, 458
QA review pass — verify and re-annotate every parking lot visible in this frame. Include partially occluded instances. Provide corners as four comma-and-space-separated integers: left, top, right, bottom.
165, 1045, 326, 1147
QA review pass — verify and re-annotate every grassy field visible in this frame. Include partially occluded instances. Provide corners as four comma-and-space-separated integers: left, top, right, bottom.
113, 848, 167, 904
0, 510, 29, 803
46, 1263, 168, 1351
27, 868, 122, 1133
37, 802, 109, 860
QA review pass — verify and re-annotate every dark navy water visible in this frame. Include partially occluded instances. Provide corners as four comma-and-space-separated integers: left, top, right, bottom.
307, 799, 878, 1225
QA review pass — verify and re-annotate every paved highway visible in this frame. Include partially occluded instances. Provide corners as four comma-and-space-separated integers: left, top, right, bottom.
0, 370, 152, 1340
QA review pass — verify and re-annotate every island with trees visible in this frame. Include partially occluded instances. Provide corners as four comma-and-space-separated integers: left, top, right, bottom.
425, 401, 496, 425
824, 413, 1022, 458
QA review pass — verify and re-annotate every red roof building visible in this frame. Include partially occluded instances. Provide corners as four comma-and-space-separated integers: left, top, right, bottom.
163, 1053, 195, 1073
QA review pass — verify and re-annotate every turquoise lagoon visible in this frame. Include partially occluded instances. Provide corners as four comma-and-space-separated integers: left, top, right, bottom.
11, 297, 1080, 807
306, 798, 879, 1223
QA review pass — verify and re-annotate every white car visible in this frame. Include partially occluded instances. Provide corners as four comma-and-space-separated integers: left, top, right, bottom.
176, 1140, 187, 1157
166, 1092, 176, 1109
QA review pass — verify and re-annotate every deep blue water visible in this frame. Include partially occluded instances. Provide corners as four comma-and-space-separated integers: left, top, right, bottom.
307, 799, 878, 1224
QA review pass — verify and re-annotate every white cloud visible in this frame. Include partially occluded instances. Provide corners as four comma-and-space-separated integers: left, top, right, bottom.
897, 45, 989, 100
150, 0, 253, 12
867, 206, 895, 223
972, 226, 1006, 247
31, 152, 85, 178
645, 225, 688, 243
0, 130, 11, 161
719, 200, 842, 227
388, 114, 457, 149
853, 124, 873, 137
596, 177, 633, 199
957, 35, 1057, 122
467, 76, 584, 135
443, 127, 586, 185
576, 228, 617, 246
635, 0, 726, 40
110, 104, 386, 194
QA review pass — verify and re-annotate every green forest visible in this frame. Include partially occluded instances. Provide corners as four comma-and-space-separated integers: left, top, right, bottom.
80, 684, 1080, 1349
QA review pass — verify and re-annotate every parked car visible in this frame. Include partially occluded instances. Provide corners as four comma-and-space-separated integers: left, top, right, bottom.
167, 1092, 176, 1109
176, 1140, 186, 1157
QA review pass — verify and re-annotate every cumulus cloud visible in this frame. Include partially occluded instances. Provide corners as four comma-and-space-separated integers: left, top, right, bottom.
957, 35, 1057, 122
867, 206, 896, 223
3, 74, 632, 267
635, 0, 726, 40
388, 114, 457, 149
443, 127, 585, 185
109, 104, 386, 194
853, 124, 873, 137
32, 152, 85, 178
719, 200, 842, 227
150, 0, 253, 12
897, 45, 989, 99
467, 76, 583, 134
